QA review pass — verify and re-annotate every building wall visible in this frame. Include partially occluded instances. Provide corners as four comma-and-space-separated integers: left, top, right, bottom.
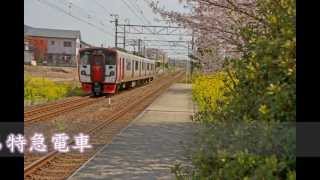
25, 36, 81, 67
24, 51, 34, 64
47, 37, 77, 55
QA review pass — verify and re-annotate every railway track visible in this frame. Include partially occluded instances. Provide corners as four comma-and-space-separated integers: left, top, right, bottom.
24, 73, 170, 124
24, 96, 104, 124
24, 72, 176, 167
24, 72, 184, 180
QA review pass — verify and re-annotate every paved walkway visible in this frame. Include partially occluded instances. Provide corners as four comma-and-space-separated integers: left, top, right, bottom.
69, 83, 197, 180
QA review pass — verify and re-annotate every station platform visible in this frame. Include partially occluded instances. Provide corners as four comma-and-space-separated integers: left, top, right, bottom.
68, 83, 197, 180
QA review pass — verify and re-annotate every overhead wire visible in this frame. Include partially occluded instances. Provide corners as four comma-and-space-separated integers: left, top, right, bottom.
35, 0, 114, 38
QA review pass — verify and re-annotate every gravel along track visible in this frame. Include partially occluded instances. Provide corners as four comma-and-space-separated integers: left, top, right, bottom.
24, 72, 184, 180
24, 96, 104, 124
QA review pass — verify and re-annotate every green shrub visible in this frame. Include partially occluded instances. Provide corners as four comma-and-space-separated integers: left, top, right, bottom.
66, 86, 86, 97
175, 0, 296, 179
174, 121, 295, 179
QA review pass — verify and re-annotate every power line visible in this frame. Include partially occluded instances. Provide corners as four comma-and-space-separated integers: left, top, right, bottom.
130, 0, 142, 11
120, 0, 149, 25
139, 0, 189, 54
118, 0, 157, 39
36, 0, 114, 38
58, 0, 98, 20
126, 0, 152, 25
58, 0, 112, 28
92, 0, 113, 18
142, 0, 153, 5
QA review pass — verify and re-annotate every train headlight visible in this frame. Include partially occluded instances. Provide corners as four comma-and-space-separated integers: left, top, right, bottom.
81, 70, 86, 75
110, 71, 115, 76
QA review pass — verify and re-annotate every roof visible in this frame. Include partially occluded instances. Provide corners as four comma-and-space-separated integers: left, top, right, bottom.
24, 25, 81, 39
80, 40, 94, 47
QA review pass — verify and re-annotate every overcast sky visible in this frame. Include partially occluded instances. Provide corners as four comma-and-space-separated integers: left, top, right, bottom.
24, 0, 191, 58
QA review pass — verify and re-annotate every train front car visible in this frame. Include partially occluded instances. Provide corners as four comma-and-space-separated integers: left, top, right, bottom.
79, 48, 117, 96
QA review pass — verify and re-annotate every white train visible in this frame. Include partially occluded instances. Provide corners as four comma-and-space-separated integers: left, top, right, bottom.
78, 48, 155, 95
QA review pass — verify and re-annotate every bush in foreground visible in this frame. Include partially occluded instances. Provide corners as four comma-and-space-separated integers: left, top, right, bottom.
24, 75, 85, 104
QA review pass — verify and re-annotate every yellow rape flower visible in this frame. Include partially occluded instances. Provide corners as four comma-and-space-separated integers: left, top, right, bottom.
259, 104, 269, 114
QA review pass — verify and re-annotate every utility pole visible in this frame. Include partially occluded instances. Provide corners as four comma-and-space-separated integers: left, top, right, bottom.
123, 19, 129, 50
191, 30, 199, 69
187, 41, 190, 81
162, 56, 164, 73
110, 14, 119, 48
138, 39, 142, 56
68, 1, 72, 14
191, 30, 195, 51
123, 25, 126, 49
132, 40, 136, 53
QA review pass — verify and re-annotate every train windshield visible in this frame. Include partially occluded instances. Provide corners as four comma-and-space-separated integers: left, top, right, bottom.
80, 49, 116, 65
105, 53, 116, 65
80, 51, 90, 65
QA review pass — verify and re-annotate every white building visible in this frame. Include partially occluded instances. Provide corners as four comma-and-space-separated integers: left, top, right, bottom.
24, 25, 92, 66
24, 40, 34, 64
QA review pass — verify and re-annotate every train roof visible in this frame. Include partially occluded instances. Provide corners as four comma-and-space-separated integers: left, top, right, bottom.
80, 47, 155, 63
116, 50, 154, 63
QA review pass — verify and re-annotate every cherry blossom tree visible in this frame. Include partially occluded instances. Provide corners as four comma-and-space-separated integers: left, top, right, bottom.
149, 0, 276, 71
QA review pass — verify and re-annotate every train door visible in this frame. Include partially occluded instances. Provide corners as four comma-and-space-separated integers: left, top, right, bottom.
131, 60, 134, 78
139, 61, 141, 77
117, 57, 121, 82
91, 54, 105, 82
117, 57, 124, 82
142, 62, 145, 76
121, 58, 124, 80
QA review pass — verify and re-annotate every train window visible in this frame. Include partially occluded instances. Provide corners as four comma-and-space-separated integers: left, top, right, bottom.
126, 60, 131, 70
142, 62, 144, 70
80, 52, 90, 65
147, 63, 149, 70
105, 53, 116, 65
135, 61, 139, 71
93, 55, 104, 65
